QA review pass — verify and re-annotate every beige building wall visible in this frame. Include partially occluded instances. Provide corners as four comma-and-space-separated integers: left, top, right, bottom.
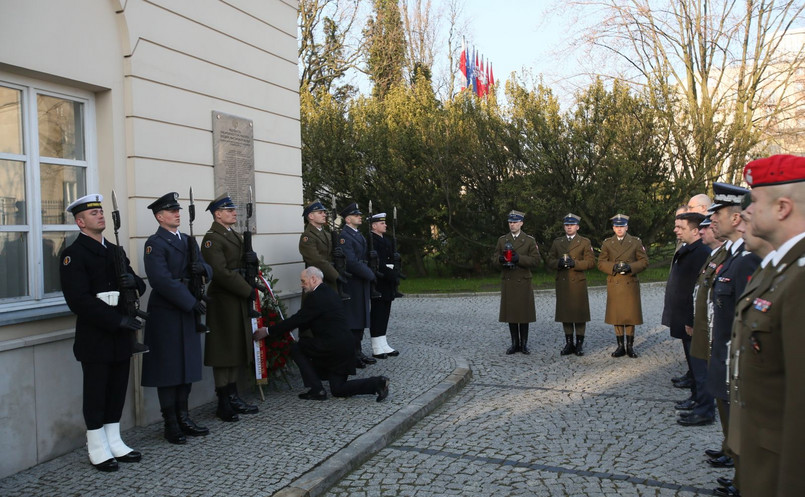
0, 0, 302, 478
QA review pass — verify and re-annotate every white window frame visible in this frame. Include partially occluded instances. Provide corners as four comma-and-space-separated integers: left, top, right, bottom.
0, 71, 98, 323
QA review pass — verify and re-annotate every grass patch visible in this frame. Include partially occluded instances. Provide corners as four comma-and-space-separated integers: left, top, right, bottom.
399, 266, 670, 294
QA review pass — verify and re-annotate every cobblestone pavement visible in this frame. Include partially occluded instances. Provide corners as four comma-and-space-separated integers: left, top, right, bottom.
327, 283, 726, 497
0, 283, 727, 496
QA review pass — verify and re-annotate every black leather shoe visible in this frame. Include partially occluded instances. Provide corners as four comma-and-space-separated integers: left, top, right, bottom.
716, 477, 733, 487
387, 350, 400, 357
713, 485, 740, 496
673, 377, 694, 389
677, 414, 714, 426
355, 358, 366, 369
228, 385, 259, 415
675, 398, 697, 410
707, 455, 735, 468
671, 373, 690, 383
376, 376, 390, 402
115, 450, 142, 463
92, 458, 119, 472
706, 449, 725, 458
299, 389, 327, 400
372, 353, 388, 359
678, 411, 693, 419
360, 353, 377, 365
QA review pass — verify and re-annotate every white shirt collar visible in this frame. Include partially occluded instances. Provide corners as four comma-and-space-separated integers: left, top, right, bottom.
730, 237, 744, 255
761, 251, 776, 268
771, 231, 805, 266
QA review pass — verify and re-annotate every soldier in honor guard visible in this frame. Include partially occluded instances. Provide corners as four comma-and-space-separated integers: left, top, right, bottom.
689, 184, 759, 438
494, 210, 540, 355
141, 192, 212, 445
337, 202, 378, 367
545, 213, 595, 356
597, 214, 649, 358
368, 212, 400, 359
201, 193, 260, 423
299, 200, 339, 291
729, 155, 805, 497
60, 194, 144, 472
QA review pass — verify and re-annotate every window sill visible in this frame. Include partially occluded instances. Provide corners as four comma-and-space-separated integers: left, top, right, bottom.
0, 301, 73, 327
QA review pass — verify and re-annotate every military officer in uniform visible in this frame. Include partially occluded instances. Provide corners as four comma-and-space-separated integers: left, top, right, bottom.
299, 200, 339, 291
60, 194, 144, 472
338, 202, 377, 367
368, 212, 400, 359
597, 214, 649, 358
545, 213, 595, 356
494, 210, 540, 355
730, 155, 805, 497
141, 192, 212, 445
201, 193, 260, 423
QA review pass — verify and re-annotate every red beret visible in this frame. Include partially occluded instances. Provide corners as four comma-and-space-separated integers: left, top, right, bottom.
744, 154, 805, 187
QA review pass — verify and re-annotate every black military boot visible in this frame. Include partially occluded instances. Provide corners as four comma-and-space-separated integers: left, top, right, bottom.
227, 383, 258, 414
611, 336, 626, 358
626, 335, 638, 358
506, 326, 520, 355
574, 336, 585, 356
161, 407, 186, 445
519, 329, 530, 355
560, 334, 575, 356
176, 400, 209, 436
215, 386, 239, 422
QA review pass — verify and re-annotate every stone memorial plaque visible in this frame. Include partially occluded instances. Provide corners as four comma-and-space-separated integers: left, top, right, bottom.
212, 111, 255, 233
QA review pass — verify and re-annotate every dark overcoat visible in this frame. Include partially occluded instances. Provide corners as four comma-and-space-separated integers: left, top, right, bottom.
731, 237, 805, 497
60, 234, 146, 362
661, 238, 711, 339
597, 233, 649, 325
370, 232, 398, 302
493, 232, 539, 323
201, 222, 253, 367
299, 223, 339, 289
338, 226, 375, 329
270, 283, 356, 377
141, 227, 212, 387
546, 234, 595, 323
691, 245, 729, 360
706, 240, 760, 400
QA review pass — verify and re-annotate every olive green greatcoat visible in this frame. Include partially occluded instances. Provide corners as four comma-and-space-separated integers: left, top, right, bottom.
730, 238, 805, 497
690, 245, 729, 360
201, 222, 254, 367
546, 235, 595, 323
493, 232, 540, 323
597, 233, 649, 325
298, 222, 339, 290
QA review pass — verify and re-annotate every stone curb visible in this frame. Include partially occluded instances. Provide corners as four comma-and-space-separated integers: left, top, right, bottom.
272, 358, 473, 497
405, 280, 666, 298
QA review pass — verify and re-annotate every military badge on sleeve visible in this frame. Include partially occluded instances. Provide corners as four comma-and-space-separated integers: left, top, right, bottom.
204, 240, 212, 248
302, 236, 309, 242
62, 256, 71, 266
145, 246, 152, 255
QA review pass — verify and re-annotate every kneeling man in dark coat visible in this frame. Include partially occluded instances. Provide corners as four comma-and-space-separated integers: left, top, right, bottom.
254, 267, 389, 401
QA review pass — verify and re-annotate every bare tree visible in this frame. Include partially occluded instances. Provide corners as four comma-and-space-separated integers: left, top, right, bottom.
401, 0, 436, 76
561, 0, 805, 185
299, 0, 364, 96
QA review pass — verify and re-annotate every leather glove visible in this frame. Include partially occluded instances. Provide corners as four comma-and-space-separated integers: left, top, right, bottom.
244, 250, 258, 265
510, 251, 519, 264
252, 281, 268, 294
557, 259, 567, 270
620, 262, 632, 274
193, 300, 207, 314
191, 261, 206, 275
119, 316, 143, 332
566, 258, 575, 268
253, 327, 269, 341
118, 273, 137, 289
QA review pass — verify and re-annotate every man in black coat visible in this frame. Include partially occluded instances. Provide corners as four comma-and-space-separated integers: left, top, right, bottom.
368, 213, 400, 359
254, 267, 389, 401
660, 212, 711, 425
60, 194, 145, 472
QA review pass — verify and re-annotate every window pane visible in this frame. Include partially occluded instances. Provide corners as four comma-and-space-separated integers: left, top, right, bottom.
0, 232, 28, 298
0, 159, 26, 225
40, 163, 86, 225
43, 231, 78, 294
37, 94, 84, 160
0, 86, 23, 154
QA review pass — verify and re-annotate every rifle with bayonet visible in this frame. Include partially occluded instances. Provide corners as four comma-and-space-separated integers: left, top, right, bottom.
391, 206, 405, 298
188, 188, 209, 333
242, 186, 264, 317
330, 197, 351, 301
367, 200, 382, 300
111, 191, 149, 353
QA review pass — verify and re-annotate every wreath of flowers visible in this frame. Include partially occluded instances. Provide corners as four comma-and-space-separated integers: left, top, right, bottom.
257, 263, 294, 387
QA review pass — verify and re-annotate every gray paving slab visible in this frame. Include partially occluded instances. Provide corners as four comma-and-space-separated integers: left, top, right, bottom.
0, 282, 726, 497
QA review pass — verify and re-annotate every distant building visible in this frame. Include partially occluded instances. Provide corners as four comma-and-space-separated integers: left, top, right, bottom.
0, 0, 303, 477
